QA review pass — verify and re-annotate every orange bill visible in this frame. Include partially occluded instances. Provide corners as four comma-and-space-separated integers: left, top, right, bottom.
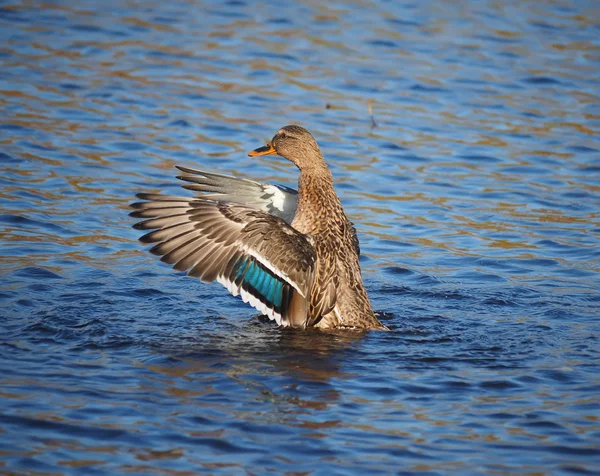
248, 142, 276, 157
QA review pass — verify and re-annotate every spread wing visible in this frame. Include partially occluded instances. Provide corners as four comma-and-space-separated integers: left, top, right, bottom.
130, 194, 315, 327
175, 166, 298, 224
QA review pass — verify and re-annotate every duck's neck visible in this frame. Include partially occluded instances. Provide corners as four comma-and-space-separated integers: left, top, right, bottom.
292, 165, 343, 235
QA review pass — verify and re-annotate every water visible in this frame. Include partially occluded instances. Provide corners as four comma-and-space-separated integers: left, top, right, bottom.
1, 0, 599, 473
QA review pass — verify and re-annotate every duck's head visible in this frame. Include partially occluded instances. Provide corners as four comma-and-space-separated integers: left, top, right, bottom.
249, 125, 324, 170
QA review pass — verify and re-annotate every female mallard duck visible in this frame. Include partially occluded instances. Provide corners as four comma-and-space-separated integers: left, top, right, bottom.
130, 125, 386, 330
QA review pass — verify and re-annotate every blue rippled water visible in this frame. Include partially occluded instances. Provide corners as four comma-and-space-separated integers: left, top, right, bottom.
1, 0, 599, 474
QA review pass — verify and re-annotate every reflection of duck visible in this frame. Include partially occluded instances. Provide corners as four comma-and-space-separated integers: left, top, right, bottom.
269, 327, 365, 386
131, 125, 386, 330
149, 326, 366, 412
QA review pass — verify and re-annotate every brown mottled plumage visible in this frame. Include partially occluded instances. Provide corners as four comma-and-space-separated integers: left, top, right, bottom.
130, 125, 386, 330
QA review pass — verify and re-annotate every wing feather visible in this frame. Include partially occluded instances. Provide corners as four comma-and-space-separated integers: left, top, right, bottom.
130, 195, 316, 327
175, 166, 298, 223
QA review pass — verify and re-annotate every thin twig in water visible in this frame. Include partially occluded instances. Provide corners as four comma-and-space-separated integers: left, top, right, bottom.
368, 102, 378, 128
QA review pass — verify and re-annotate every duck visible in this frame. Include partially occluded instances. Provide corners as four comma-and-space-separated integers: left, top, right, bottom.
130, 125, 386, 330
